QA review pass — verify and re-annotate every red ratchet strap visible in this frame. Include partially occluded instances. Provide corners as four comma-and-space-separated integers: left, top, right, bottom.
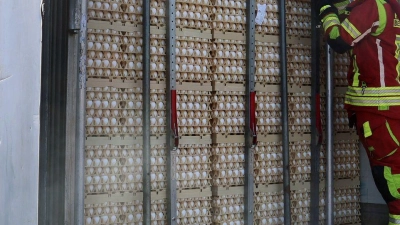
250, 91, 257, 146
316, 93, 323, 144
171, 90, 179, 147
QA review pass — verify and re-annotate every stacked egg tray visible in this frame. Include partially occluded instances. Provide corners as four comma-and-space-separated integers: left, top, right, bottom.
319, 138, 360, 180
176, 36, 213, 83
211, 143, 245, 187
150, 34, 166, 82
211, 39, 246, 84
287, 44, 312, 88
254, 191, 284, 225
85, 200, 145, 225
177, 196, 213, 224
86, 86, 166, 137
290, 188, 312, 224
87, 28, 143, 80
212, 194, 245, 224
150, 144, 167, 191
255, 41, 281, 85
289, 139, 311, 183
85, 144, 143, 194
176, 0, 213, 30
286, 0, 312, 38
334, 53, 350, 87
211, 91, 245, 135
320, 93, 354, 134
319, 185, 361, 224
212, 0, 246, 33
176, 144, 212, 190
177, 90, 212, 135
288, 93, 311, 134
255, 0, 279, 35
88, 0, 143, 24
256, 92, 282, 135
254, 140, 283, 185
150, 0, 166, 27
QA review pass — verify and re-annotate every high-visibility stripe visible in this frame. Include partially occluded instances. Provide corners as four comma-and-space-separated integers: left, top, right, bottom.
363, 121, 372, 138
323, 16, 340, 32
389, 214, 400, 225
371, 0, 387, 36
342, 19, 361, 39
387, 121, 400, 146
384, 167, 400, 199
320, 5, 332, 15
329, 27, 340, 39
351, 21, 380, 46
376, 39, 386, 87
347, 86, 400, 96
352, 54, 360, 86
345, 95, 400, 106
395, 35, 400, 83
378, 149, 397, 160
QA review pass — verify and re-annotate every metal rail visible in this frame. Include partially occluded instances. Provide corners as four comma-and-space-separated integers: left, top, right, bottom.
142, 0, 151, 224
325, 45, 335, 225
75, 0, 87, 223
278, 0, 291, 224
310, 0, 322, 223
244, 0, 256, 224
166, 0, 178, 224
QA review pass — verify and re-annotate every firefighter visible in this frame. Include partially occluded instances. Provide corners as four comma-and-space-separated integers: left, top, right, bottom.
318, 0, 400, 223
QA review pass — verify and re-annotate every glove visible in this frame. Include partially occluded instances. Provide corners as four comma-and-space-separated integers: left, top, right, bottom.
348, 112, 357, 129
317, 0, 338, 21
333, 0, 351, 21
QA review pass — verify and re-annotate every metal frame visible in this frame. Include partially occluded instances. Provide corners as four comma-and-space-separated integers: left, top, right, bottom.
244, 0, 256, 224
325, 44, 335, 225
278, 0, 291, 224
142, 0, 152, 224
310, 0, 322, 223
166, 1, 178, 224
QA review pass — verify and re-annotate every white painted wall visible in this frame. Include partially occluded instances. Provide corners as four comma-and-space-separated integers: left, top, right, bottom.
0, 0, 42, 224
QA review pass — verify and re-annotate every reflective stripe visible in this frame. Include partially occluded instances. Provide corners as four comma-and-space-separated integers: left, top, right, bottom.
385, 167, 400, 200
363, 121, 372, 138
342, 19, 361, 39
386, 121, 400, 146
395, 35, 400, 83
389, 214, 400, 225
320, 5, 332, 15
376, 39, 386, 87
323, 16, 340, 31
345, 95, 400, 106
351, 21, 380, 46
347, 86, 400, 96
329, 27, 340, 39
352, 54, 360, 86
371, 0, 387, 36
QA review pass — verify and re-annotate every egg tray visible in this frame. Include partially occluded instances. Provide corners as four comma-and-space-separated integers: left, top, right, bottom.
286, 0, 312, 38
212, 194, 245, 224
177, 90, 212, 136
287, 44, 312, 87
176, 36, 213, 83
212, 0, 246, 33
256, 92, 282, 135
149, 34, 167, 82
176, 196, 213, 224
254, 141, 284, 185
320, 94, 355, 134
253, 0, 280, 36
211, 39, 246, 84
176, 0, 213, 31
254, 191, 284, 224
88, 0, 143, 25
87, 29, 144, 80
150, 0, 166, 27
255, 41, 281, 85
211, 91, 245, 135
85, 200, 145, 225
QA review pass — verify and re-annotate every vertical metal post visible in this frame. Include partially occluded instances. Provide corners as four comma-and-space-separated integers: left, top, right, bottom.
310, 0, 322, 223
325, 45, 335, 225
142, 0, 151, 224
244, 0, 256, 224
75, 0, 87, 224
166, 1, 178, 224
278, 1, 291, 224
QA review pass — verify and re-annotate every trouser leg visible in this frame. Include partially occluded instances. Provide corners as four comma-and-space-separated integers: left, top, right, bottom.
371, 166, 400, 224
